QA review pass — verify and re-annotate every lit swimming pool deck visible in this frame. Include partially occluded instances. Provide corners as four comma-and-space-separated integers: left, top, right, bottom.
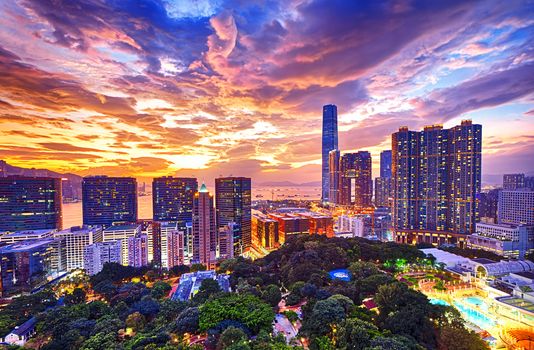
429, 296, 497, 332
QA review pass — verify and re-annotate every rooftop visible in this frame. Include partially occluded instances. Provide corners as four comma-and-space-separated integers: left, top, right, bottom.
0, 239, 55, 253
103, 224, 140, 232
10, 317, 37, 336
0, 229, 56, 237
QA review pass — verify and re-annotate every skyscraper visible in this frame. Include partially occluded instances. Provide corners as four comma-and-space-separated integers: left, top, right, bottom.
392, 121, 482, 245
338, 151, 373, 207
152, 177, 198, 230
380, 150, 392, 178
0, 176, 62, 232
215, 177, 251, 255
498, 189, 534, 225
84, 241, 122, 275
503, 173, 525, 190
167, 230, 185, 268
82, 176, 137, 227
322, 104, 338, 203
127, 234, 148, 267
193, 184, 216, 266
328, 150, 341, 205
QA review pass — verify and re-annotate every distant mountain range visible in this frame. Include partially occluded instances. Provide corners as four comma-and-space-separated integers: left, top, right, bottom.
0, 160, 83, 201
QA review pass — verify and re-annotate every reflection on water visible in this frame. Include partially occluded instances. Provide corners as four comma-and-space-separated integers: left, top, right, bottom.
62, 195, 153, 228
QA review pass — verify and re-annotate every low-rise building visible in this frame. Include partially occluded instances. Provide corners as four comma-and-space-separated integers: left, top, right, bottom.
171, 270, 231, 301
0, 229, 56, 244
3, 317, 37, 346
467, 222, 534, 259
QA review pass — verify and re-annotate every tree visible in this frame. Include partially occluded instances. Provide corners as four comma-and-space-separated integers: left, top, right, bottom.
348, 261, 380, 280
65, 288, 86, 305
190, 263, 207, 272
300, 298, 346, 337
282, 310, 299, 323
194, 278, 222, 303
126, 312, 146, 332
199, 293, 275, 334
334, 318, 379, 350
217, 327, 248, 350
261, 284, 282, 307
175, 307, 200, 333
151, 281, 172, 299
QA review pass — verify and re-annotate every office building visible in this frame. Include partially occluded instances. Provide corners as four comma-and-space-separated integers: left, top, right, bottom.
503, 174, 525, 190
0, 239, 56, 296
0, 229, 56, 244
218, 223, 235, 260
525, 176, 534, 190
322, 104, 338, 203
467, 222, 534, 259
127, 234, 148, 267
498, 189, 534, 225
215, 177, 251, 255
380, 150, 392, 178
328, 150, 341, 205
193, 184, 216, 266
268, 213, 309, 239
54, 225, 103, 270
84, 241, 122, 275
152, 177, 197, 230
102, 224, 142, 265
252, 213, 280, 250
82, 176, 137, 227
166, 230, 185, 268
0, 176, 62, 232
392, 121, 482, 245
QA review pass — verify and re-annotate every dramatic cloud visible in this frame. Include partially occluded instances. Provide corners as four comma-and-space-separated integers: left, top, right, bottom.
0, 0, 532, 183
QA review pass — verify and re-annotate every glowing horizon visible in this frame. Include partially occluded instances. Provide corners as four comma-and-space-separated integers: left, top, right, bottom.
0, 0, 533, 184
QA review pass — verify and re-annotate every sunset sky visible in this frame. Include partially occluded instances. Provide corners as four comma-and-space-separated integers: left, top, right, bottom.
0, 0, 533, 184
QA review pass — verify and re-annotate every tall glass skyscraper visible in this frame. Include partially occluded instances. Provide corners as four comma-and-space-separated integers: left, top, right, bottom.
152, 176, 198, 230
215, 177, 251, 255
392, 120, 482, 245
322, 104, 338, 203
82, 176, 137, 228
0, 176, 62, 231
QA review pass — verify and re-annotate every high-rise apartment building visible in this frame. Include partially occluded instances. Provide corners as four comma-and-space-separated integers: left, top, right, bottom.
127, 235, 148, 267
380, 150, 392, 178
215, 177, 251, 255
102, 224, 142, 265
0, 176, 62, 232
503, 173, 525, 190
82, 176, 137, 227
152, 177, 197, 230
160, 221, 179, 268
328, 150, 341, 205
167, 230, 185, 268
498, 189, 534, 225
218, 223, 235, 260
374, 177, 392, 208
479, 189, 500, 223
338, 152, 372, 207
193, 184, 216, 266
54, 225, 103, 270
322, 104, 338, 203
392, 121, 482, 245
84, 241, 122, 275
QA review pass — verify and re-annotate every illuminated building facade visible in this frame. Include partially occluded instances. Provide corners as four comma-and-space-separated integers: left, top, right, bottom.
167, 230, 185, 268
375, 150, 392, 208
338, 151, 373, 207
127, 234, 148, 267
54, 225, 103, 270
0, 239, 56, 296
218, 223, 235, 260
152, 177, 197, 231
392, 121, 482, 245
84, 241, 122, 275
479, 189, 500, 223
82, 176, 137, 228
215, 177, 251, 255
102, 224, 142, 265
328, 149, 341, 205
252, 213, 280, 250
138, 220, 161, 266
503, 173, 525, 190
498, 189, 534, 225
0, 176, 62, 232
467, 222, 534, 259
380, 150, 392, 178
193, 184, 216, 266
322, 104, 338, 203
159, 221, 179, 269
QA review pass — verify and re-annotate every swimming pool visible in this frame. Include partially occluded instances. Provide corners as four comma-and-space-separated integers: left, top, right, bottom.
429, 298, 450, 306
453, 299, 496, 330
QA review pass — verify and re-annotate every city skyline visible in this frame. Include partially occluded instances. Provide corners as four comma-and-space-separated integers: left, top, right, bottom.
0, 1, 533, 184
